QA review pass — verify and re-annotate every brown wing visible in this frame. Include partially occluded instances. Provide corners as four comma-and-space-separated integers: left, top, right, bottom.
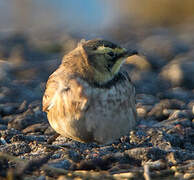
42, 65, 70, 112
42, 74, 60, 112
42, 67, 90, 116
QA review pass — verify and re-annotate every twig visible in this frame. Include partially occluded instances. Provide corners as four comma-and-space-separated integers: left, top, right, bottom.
144, 164, 151, 180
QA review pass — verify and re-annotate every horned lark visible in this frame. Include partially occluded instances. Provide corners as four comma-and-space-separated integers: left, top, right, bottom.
42, 39, 137, 144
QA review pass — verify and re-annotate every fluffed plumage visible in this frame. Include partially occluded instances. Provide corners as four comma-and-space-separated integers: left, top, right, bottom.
42, 39, 137, 144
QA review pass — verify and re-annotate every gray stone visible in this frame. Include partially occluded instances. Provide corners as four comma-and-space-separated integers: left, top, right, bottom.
160, 51, 194, 89
138, 35, 188, 69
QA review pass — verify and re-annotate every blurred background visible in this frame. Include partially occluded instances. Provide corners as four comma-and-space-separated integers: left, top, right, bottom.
0, 0, 194, 103
0, 2, 194, 178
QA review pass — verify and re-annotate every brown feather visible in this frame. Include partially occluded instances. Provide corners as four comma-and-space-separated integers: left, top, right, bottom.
42, 39, 137, 144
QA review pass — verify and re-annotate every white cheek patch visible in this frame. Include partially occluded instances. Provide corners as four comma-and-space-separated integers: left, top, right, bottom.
111, 58, 125, 75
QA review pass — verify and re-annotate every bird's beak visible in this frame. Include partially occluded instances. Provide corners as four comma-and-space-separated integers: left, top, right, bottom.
119, 48, 138, 59
114, 48, 138, 62
119, 49, 138, 63
126, 49, 138, 56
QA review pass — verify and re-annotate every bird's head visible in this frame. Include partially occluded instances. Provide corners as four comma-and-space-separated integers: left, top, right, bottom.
69, 39, 138, 85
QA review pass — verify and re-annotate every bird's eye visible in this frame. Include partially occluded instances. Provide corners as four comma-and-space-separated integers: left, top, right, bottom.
108, 52, 114, 57
93, 46, 97, 50
107, 62, 114, 71
107, 64, 112, 71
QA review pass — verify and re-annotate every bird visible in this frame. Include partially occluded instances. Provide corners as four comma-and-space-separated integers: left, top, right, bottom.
42, 39, 137, 144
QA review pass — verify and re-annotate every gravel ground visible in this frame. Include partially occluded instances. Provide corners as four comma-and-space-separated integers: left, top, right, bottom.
0, 33, 194, 179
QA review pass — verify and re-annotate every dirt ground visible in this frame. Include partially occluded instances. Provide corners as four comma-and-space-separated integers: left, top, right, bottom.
0, 31, 193, 179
